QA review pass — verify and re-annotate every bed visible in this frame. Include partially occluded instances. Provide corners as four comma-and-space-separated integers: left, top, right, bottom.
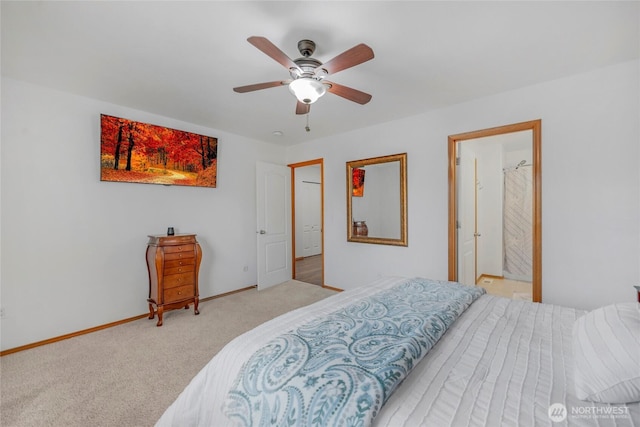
156, 277, 640, 426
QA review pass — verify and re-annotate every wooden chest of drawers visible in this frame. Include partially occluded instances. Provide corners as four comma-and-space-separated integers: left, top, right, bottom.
146, 234, 202, 326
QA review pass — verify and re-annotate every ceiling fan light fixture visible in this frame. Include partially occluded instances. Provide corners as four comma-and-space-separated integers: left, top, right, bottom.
289, 78, 326, 104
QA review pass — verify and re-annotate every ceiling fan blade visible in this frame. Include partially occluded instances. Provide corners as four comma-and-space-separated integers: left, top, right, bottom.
326, 82, 372, 105
233, 81, 288, 93
296, 101, 310, 115
316, 43, 374, 75
247, 36, 301, 72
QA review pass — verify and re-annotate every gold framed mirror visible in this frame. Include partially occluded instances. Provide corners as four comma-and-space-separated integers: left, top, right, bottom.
448, 120, 541, 302
347, 153, 408, 246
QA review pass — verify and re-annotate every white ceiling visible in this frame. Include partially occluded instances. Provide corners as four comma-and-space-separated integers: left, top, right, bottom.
2, 1, 638, 146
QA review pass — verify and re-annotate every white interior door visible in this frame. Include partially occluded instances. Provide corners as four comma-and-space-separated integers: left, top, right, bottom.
301, 181, 322, 257
256, 162, 291, 290
458, 148, 476, 286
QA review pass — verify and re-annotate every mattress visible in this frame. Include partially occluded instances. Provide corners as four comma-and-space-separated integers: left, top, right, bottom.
156, 277, 640, 426
376, 293, 639, 426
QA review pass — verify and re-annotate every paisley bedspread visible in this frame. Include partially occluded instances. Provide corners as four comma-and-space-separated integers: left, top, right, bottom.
223, 278, 485, 427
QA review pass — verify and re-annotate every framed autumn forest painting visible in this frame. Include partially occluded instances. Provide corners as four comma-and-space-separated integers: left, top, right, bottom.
100, 114, 218, 188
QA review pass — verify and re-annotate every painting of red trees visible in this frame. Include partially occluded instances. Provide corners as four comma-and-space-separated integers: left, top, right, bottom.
100, 114, 218, 188
352, 168, 365, 197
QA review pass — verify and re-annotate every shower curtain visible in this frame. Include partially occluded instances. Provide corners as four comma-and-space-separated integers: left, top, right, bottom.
503, 166, 533, 281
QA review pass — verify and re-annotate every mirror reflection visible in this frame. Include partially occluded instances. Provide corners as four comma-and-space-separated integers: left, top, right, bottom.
347, 153, 407, 246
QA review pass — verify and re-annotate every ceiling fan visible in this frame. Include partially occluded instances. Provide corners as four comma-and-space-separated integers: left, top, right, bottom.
233, 36, 374, 115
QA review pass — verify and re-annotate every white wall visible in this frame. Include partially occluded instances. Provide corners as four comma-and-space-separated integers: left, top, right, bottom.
286, 60, 640, 311
2, 60, 638, 351
0, 77, 286, 351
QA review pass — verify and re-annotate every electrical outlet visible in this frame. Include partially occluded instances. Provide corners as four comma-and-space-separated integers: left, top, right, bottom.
0, 307, 5, 319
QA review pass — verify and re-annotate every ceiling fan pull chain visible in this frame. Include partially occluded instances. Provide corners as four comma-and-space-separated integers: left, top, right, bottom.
305, 112, 311, 132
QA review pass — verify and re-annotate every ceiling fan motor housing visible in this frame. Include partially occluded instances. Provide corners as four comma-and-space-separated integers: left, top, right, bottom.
290, 40, 327, 80
297, 39, 316, 57
290, 57, 323, 79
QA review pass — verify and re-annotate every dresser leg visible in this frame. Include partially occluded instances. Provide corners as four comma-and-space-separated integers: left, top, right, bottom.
194, 298, 200, 315
148, 303, 155, 320
156, 307, 164, 327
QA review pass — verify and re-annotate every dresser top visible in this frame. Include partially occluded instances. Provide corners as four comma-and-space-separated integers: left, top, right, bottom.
147, 234, 198, 246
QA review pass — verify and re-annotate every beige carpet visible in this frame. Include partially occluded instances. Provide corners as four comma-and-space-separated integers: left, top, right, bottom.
0, 280, 337, 427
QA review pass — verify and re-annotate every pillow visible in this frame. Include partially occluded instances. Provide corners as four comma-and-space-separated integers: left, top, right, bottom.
572, 302, 640, 403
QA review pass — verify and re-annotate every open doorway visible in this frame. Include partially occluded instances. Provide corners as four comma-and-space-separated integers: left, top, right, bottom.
289, 159, 324, 286
448, 120, 542, 302
457, 132, 533, 301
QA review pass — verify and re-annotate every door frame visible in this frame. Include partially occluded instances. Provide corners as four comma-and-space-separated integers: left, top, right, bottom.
288, 158, 324, 285
448, 120, 542, 302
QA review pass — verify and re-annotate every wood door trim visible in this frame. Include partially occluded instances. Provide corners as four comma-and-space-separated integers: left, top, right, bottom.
448, 120, 542, 302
